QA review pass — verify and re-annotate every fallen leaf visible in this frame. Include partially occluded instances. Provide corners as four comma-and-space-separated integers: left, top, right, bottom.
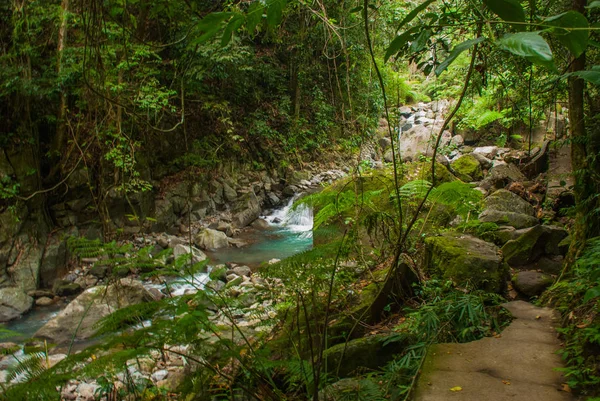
577, 322, 589, 329
449, 386, 463, 392
535, 315, 541, 320
502, 380, 511, 385
560, 383, 571, 392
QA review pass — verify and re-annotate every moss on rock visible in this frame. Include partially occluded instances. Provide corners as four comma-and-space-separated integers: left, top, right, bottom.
424, 232, 508, 292
450, 155, 483, 182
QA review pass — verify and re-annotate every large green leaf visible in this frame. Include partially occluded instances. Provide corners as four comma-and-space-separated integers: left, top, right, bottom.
498, 32, 555, 70
483, 0, 525, 30
221, 14, 244, 47
410, 29, 432, 53
435, 37, 485, 76
397, 0, 436, 31
586, 0, 600, 8
194, 12, 234, 45
385, 26, 420, 62
584, 286, 600, 303
570, 70, 600, 85
546, 11, 589, 58
246, 2, 264, 36
267, 0, 286, 27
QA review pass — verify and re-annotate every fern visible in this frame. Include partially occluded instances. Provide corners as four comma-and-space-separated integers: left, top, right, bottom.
6, 351, 47, 383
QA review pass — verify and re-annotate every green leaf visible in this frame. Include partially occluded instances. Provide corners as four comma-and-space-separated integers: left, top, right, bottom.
435, 37, 485, 76
410, 29, 432, 52
546, 11, 589, 58
267, 0, 286, 27
570, 70, 600, 85
584, 286, 600, 303
221, 14, 244, 47
385, 26, 420, 62
397, 0, 436, 31
498, 32, 555, 70
483, 0, 526, 29
246, 2, 264, 36
586, 0, 600, 8
349, 6, 363, 13
194, 12, 234, 45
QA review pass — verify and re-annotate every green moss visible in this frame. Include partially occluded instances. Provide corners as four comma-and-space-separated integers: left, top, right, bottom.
406, 161, 456, 185
450, 155, 483, 182
322, 333, 408, 377
424, 233, 507, 292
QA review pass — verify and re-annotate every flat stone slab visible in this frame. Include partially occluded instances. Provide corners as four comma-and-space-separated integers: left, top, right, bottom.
413, 301, 573, 401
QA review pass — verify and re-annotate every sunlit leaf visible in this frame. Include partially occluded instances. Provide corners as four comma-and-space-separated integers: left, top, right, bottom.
397, 0, 436, 31
546, 11, 589, 58
498, 32, 555, 70
435, 37, 485, 75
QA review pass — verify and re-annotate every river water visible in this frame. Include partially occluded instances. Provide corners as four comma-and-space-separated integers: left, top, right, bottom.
2, 196, 313, 340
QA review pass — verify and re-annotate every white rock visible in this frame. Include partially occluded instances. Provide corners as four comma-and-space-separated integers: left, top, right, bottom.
151, 369, 169, 382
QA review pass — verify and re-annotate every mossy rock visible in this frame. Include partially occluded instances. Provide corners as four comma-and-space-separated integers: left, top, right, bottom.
209, 266, 228, 282
424, 232, 508, 293
406, 162, 456, 185
483, 189, 534, 216
501, 225, 568, 267
450, 155, 483, 182
478, 210, 538, 229
512, 271, 554, 297
322, 333, 409, 377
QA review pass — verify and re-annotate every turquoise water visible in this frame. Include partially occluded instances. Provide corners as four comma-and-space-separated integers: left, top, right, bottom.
1, 197, 313, 342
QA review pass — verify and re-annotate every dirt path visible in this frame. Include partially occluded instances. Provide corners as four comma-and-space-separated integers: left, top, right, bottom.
413, 301, 574, 401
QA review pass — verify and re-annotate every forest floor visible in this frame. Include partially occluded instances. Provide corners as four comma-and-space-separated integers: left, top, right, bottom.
413, 301, 574, 401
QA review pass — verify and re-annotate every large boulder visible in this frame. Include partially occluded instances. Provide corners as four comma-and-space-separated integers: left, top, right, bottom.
172, 244, 207, 264
0, 287, 33, 322
232, 192, 261, 228
501, 225, 568, 267
479, 163, 527, 191
450, 155, 483, 182
194, 228, 229, 250
424, 233, 508, 292
322, 334, 408, 377
512, 271, 554, 297
399, 125, 452, 162
35, 279, 156, 343
483, 189, 534, 216
478, 189, 538, 229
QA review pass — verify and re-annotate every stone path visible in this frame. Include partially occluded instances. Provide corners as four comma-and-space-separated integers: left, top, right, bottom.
546, 143, 574, 201
413, 301, 574, 401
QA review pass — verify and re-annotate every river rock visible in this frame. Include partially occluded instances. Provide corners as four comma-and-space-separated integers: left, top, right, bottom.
0, 287, 33, 322
424, 233, 508, 292
232, 265, 252, 277
450, 135, 464, 147
194, 228, 229, 250
222, 182, 238, 202
232, 192, 261, 228
172, 244, 207, 264
450, 154, 483, 182
512, 271, 554, 297
53, 280, 82, 297
251, 218, 271, 230
399, 125, 452, 162
36, 296, 55, 306
35, 279, 157, 343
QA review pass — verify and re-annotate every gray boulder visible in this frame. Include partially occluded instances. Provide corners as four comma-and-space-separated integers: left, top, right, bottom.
479, 189, 538, 229
513, 271, 554, 297
479, 163, 527, 191
399, 125, 452, 162
232, 192, 261, 228
194, 228, 229, 250
172, 244, 207, 264
0, 287, 33, 322
35, 279, 157, 343
501, 225, 568, 267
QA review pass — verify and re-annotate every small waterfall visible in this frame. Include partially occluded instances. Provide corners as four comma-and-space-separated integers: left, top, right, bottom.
265, 195, 313, 236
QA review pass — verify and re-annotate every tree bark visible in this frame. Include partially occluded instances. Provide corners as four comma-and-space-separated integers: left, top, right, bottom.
51, 0, 70, 165
566, 0, 592, 266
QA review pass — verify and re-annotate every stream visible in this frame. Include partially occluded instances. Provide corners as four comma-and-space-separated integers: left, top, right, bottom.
1, 196, 313, 341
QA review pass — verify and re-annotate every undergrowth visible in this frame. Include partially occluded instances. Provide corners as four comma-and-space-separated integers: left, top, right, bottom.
542, 237, 600, 398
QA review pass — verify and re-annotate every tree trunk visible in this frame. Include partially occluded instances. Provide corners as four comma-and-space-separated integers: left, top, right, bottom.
51, 0, 70, 167
566, 0, 591, 265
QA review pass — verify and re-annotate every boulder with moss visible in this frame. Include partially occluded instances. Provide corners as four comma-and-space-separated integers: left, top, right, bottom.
322, 333, 408, 377
450, 155, 483, 182
194, 228, 229, 250
512, 271, 554, 297
501, 225, 568, 267
478, 189, 538, 229
424, 233, 508, 292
